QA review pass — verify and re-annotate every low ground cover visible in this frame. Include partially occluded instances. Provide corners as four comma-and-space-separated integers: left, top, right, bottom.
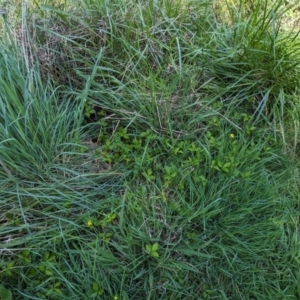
0, 0, 300, 299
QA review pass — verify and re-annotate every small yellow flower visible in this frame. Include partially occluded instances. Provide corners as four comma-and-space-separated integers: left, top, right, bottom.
113, 296, 119, 300
87, 220, 93, 227
229, 133, 235, 139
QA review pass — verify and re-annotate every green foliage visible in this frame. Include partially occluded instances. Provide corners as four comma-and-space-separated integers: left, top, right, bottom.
0, 285, 12, 300
145, 243, 160, 258
0, 0, 300, 299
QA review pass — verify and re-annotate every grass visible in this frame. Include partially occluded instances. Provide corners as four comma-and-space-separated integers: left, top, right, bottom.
0, 0, 300, 299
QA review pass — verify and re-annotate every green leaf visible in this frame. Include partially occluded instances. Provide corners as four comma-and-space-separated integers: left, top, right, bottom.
151, 251, 159, 258
223, 162, 231, 169
54, 282, 61, 288
38, 265, 46, 272
54, 288, 62, 294
142, 169, 155, 181
152, 242, 159, 251
45, 269, 54, 276
21, 249, 30, 257
98, 288, 104, 295
101, 213, 117, 225
6, 262, 14, 268
92, 282, 99, 292
146, 243, 159, 257
165, 166, 172, 175
145, 244, 151, 252
0, 285, 12, 300
6, 213, 14, 219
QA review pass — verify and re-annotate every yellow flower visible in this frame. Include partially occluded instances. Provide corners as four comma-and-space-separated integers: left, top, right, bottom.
113, 296, 119, 300
229, 133, 235, 139
87, 220, 93, 227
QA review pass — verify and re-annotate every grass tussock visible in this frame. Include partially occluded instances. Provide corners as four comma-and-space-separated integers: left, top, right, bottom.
0, 0, 300, 299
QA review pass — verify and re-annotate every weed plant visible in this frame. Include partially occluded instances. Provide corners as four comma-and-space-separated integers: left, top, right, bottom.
0, 0, 300, 299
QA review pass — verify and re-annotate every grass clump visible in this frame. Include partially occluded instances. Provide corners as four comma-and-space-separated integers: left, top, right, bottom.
0, 0, 300, 299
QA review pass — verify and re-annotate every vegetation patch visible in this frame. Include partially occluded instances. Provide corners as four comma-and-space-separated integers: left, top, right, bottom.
0, 0, 300, 299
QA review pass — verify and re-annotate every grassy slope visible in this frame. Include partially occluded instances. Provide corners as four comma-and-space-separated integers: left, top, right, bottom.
0, 0, 300, 299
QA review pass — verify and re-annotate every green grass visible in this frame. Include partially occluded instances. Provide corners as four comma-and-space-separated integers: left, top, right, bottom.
0, 0, 300, 299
